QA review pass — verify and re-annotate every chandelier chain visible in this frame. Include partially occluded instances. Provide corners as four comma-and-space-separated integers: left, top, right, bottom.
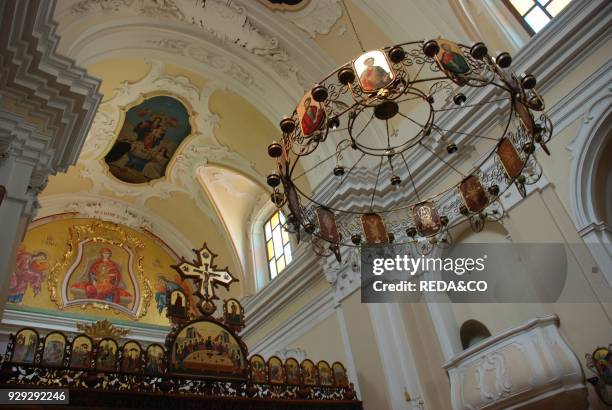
341, 0, 366, 53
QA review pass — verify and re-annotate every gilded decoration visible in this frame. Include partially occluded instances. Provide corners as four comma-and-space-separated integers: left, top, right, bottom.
76, 320, 131, 341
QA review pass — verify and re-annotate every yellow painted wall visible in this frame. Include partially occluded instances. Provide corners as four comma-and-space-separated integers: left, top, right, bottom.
7, 216, 194, 329
284, 313, 348, 365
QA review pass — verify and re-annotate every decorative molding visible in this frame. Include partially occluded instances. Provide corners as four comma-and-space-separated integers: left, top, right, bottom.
280, 0, 343, 39
63, 0, 306, 89
80, 59, 266, 285
76, 319, 130, 341
275, 347, 308, 362
79, 59, 260, 217
551, 61, 611, 137
37, 194, 191, 259
0, 0, 102, 173
561, 60, 612, 284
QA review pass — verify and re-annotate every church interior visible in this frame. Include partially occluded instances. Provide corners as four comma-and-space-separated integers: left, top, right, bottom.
0, 0, 610, 409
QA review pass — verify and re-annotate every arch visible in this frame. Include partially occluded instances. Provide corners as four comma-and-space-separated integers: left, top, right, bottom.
460, 320, 492, 350
198, 164, 269, 296
568, 95, 612, 285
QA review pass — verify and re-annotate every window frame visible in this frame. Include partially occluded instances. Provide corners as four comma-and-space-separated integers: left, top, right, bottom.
502, 0, 569, 36
263, 210, 293, 280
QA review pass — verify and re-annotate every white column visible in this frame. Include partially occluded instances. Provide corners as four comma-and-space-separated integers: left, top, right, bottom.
367, 303, 424, 410
336, 305, 361, 398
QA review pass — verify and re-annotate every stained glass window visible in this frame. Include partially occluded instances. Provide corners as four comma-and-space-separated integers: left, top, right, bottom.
264, 210, 293, 279
504, 0, 572, 35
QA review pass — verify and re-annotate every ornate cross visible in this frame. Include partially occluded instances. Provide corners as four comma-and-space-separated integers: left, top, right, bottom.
172, 243, 237, 316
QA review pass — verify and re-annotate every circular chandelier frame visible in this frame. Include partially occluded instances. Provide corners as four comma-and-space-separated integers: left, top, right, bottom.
267, 39, 553, 260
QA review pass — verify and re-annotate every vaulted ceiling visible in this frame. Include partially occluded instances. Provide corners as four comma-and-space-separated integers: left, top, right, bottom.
38, 0, 491, 298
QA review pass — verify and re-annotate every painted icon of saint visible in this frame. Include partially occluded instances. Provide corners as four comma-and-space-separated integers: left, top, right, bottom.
362, 213, 388, 244
70, 247, 132, 306
359, 57, 391, 91
439, 42, 470, 75
227, 301, 242, 325
300, 96, 325, 135
71, 341, 91, 369
12, 331, 37, 363
413, 202, 441, 237
155, 275, 187, 314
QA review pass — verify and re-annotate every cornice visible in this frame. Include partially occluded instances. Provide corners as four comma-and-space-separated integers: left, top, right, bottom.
241, 242, 327, 338
0, 308, 167, 344
0, 0, 102, 173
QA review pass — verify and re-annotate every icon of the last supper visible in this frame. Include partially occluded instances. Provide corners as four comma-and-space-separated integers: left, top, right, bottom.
170, 320, 247, 379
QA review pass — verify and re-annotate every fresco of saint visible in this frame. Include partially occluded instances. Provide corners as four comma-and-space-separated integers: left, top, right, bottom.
362, 213, 388, 244
42, 333, 66, 367
226, 300, 242, 326
269, 357, 284, 384
145, 345, 165, 375
319, 362, 333, 386
70, 247, 133, 306
250, 356, 267, 383
435, 40, 470, 78
593, 347, 612, 385
120, 343, 141, 373
8, 245, 48, 304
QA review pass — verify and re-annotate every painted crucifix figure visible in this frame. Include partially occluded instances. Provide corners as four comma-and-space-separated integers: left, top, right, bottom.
172, 243, 238, 316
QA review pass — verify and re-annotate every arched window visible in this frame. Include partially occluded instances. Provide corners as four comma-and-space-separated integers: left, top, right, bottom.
264, 210, 293, 279
460, 320, 492, 350
503, 0, 572, 35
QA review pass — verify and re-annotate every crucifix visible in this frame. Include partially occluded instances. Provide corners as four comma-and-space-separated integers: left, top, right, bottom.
172, 243, 238, 316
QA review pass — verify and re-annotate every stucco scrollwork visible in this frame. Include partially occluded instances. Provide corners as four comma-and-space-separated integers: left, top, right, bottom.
474, 351, 512, 403
78, 59, 260, 221
280, 0, 343, 39
68, 0, 305, 87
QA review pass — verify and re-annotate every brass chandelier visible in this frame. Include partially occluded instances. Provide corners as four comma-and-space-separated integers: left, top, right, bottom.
266, 39, 552, 260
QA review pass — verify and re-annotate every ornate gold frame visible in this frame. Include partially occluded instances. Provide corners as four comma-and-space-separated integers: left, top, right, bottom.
47, 220, 152, 319
101, 90, 199, 188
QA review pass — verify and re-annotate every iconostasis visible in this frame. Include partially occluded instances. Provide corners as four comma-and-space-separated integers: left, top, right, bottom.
8, 215, 197, 327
